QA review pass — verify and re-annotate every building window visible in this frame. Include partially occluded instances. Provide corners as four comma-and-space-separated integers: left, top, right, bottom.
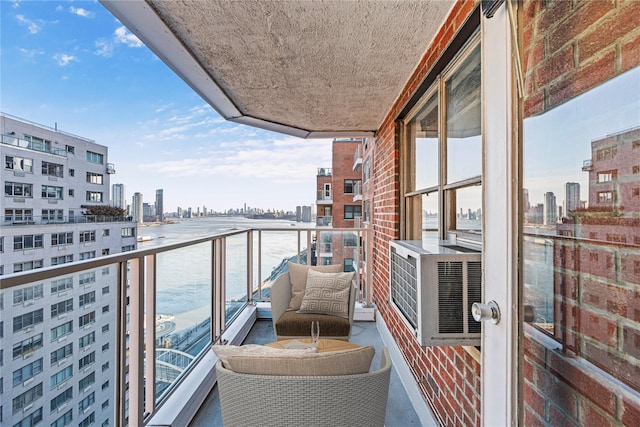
13, 284, 44, 305
79, 372, 95, 390
51, 232, 73, 246
78, 352, 95, 370
597, 190, 614, 203
13, 234, 44, 250
102, 343, 109, 352
86, 151, 104, 164
42, 209, 64, 222
121, 227, 135, 237
597, 170, 617, 183
50, 321, 73, 341
79, 311, 96, 328
4, 208, 33, 223
86, 172, 103, 185
65, 145, 75, 154
51, 409, 73, 427
5, 155, 33, 173
80, 331, 96, 349
102, 248, 110, 255
51, 299, 73, 317
79, 291, 96, 308
102, 305, 109, 313
12, 357, 43, 386
12, 382, 43, 414
363, 157, 371, 183
344, 258, 355, 272
13, 333, 43, 359
12, 309, 43, 332
15, 406, 43, 426
50, 366, 72, 389
102, 361, 109, 372
79, 230, 96, 243
68, 188, 74, 197
79, 412, 96, 427
102, 267, 110, 275
41, 161, 64, 177
79, 392, 95, 412
121, 244, 136, 252
79, 271, 96, 285
79, 251, 96, 260
51, 255, 73, 265
50, 343, 73, 364
344, 179, 360, 194
102, 229, 110, 236
51, 277, 73, 293
344, 205, 362, 220
102, 324, 109, 333
69, 168, 75, 176
13, 259, 44, 273
51, 387, 73, 412
86, 191, 103, 202
41, 185, 63, 200
5, 181, 33, 197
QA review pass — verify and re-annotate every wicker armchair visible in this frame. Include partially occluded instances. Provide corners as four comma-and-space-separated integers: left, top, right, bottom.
215, 347, 392, 427
270, 272, 357, 340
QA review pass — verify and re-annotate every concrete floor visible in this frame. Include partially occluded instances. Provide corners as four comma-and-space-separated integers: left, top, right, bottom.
189, 319, 423, 426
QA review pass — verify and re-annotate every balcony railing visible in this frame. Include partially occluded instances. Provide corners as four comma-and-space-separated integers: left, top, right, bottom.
353, 145, 363, 171
2, 214, 133, 226
317, 189, 333, 204
316, 215, 332, 227
1, 133, 68, 157
1, 226, 369, 426
317, 167, 332, 176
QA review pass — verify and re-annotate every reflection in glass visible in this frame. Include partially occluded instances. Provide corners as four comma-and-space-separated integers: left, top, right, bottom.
447, 185, 482, 232
226, 233, 248, 322
446, 44, 481, 183
413, 93, 439, 190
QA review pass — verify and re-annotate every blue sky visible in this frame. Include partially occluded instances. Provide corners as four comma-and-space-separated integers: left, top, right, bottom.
1, 0, 332, 213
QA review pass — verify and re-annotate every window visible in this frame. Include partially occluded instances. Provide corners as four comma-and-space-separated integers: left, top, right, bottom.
42, 209, 64, 222
51, 299, 73, 317
79, 271, 96, 285
50, 387, 73, 412
102, 286, 110, 295
86, 172, 103, 184
78, 372, 95, 390
25, 135, 51, 153
12, 358, 43, 386
102, 305, 109, 314
597, 190, 614, 203
51, 255, 73, 265
50, 366, 72, 389
13, 406, 43, 427
13, 284, 44, 305
403, 37, 481, 241
51, 409, 72, 427
79, 311, 95, 328
13, 309, 43, 332
5, 181, 33, 197
102, 361, 110, 372
79, 230, 96, 243
597, 170, 617, 183
68, 188, 74, 197
344, 179, 360, 194
41, 161, 64, 177
50, 343, 73, 364
102, 400, 109, 410
102, 343, 109, 352
13, 234, 44, 250
101, 380, 109, 391
79, 412, 95, 427
122, 244, 135, 252
69, 168, 75, 176
79, 392, 95, 412
13, 259, 43, 273
79, 291, 96, 307
13, 333, 43, 359
12, 382, 42, 414
4, 208, 33, 223
51, 277, 73, 293
363, 200, 370, 223
86, 191, 103, 202
343, 205, 362, 220
51, 232, 73, 246
79, 251, 96, 260
344, 258, 355, 272
65, 145, 75, 154
363, 157, 371, 183
121, 227, 135, 237
41, 185, 63, 200
78, 352, 95, 370
86, 151, 104, 164
102, 248, 110, 255
102, 229, 110, 237
79, 331, 95, 349
102, 267, 110, 275
4, 155, 33, 173
101, 324, 109, 333
50, 321, 73, 341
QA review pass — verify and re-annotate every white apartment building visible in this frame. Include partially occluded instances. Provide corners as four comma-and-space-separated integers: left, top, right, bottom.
0, 113, 136, 427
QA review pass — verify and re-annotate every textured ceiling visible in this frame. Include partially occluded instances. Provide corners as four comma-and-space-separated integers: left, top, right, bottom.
102, 0, 454, 138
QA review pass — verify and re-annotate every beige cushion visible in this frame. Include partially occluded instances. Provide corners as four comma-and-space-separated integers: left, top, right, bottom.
297, 270, 355, 319
226, 345, 375, 376
286, 262, 342, 311
212, 344, 317, 368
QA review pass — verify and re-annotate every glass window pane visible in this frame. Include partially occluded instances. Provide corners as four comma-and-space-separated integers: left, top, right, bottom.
446, 185, 482, 233
412, 93, 439, 190
446, 45, 481, 183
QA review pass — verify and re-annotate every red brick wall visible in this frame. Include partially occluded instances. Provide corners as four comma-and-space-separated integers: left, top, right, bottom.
331, 140, 362, 229
371, 1, 482, 425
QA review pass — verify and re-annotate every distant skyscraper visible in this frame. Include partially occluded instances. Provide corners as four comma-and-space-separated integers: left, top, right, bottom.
523, 188, 530, 212
132, 192, 143, 224
112, 183, 126, 209
543, 192, 557, 225
565, 182, 580, 216
156, 188, 164, 221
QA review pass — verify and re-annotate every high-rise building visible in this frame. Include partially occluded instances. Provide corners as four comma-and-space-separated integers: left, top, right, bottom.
132, 192, 143, 223
156, 188, 164, 221
111, 182, 126, 209
565, 182, 580, 217
543, 191, 557, 225
0, 113, 137, 427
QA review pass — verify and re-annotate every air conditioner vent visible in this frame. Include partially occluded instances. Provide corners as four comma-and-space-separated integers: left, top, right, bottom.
389, 240, 482, 346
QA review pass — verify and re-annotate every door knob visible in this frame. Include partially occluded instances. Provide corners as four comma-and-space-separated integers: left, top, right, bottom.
471, 300, 501, 324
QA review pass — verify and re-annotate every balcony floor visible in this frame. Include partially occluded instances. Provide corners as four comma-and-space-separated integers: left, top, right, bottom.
189, 319, 424, 426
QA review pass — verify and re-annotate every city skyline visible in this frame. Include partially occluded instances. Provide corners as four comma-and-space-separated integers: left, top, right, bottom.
1, 1, 333, 212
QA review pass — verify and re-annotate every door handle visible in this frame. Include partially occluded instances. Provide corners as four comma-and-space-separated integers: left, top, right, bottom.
471, 300, 501, 324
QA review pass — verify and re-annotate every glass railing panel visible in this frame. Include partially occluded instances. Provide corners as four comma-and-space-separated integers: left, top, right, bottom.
154, 242, 212, 403
225, 232, 249, 323
0, 265, 118, 427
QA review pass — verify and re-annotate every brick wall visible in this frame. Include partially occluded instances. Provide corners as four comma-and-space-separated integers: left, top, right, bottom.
371, 1, 482, 425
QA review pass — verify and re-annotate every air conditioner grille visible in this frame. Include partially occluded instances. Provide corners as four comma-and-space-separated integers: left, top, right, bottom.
467, 261, 482, 333
437, 261, 464, 333
390, 248, 418, 328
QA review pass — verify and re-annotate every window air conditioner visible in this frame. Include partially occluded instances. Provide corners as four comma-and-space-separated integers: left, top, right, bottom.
389, 240, 482, 346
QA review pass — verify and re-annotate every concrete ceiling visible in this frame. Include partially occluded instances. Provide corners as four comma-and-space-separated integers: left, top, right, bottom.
101, 1, 454, 138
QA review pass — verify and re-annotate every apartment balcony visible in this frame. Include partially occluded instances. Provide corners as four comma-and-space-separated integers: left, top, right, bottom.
1, 227, 433, 426
353, 180, 363, 202
1, 133, 68, 157
1, 214, 133, 226
317, 167, 332, 177
106, 163, 116, 174
353, 145, 363, 171
316, 189, 333, 205
316, 215, 332, 227
582, 159, 593, 171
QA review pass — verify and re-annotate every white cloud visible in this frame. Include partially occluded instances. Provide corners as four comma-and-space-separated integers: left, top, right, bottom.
114, 26, 143, 48
94, 39, 114, 57
53, 53, 77, 66
69, 6, 94, 18
16, 14, 41, 34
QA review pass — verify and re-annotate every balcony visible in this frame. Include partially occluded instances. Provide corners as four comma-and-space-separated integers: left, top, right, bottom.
106, 163, 116, 174
1, 133, 68, 157
317, 167, 332, 177
1, 226, 434, 426
353, 180, 363, 202
582, 159, 593, 171
316, 189, 333, 205
316, 215, 332, 227
2, 214, 133, 226
353, 145, 363, 171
